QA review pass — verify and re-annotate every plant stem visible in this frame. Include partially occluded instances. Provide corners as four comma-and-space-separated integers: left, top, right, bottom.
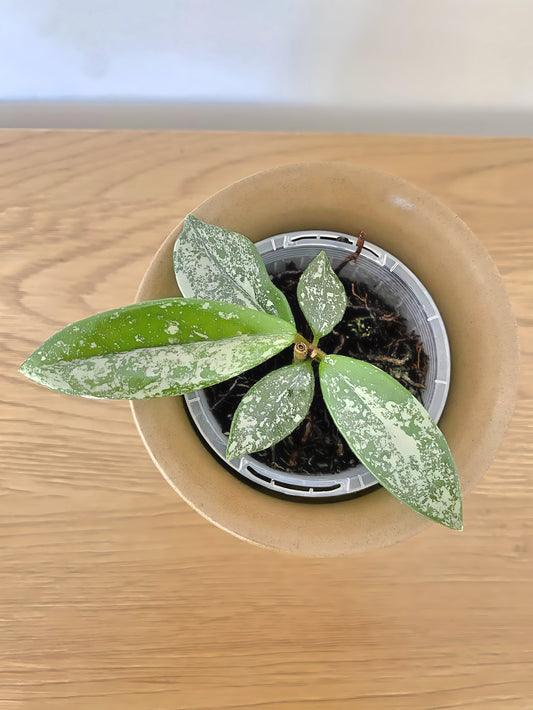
293, 341, 308, 363
334, 230, 366, 275
293, 333, 326, 362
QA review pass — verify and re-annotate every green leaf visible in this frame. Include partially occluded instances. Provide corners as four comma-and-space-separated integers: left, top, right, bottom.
226, 361, 314, 460
297, 251, 347, 339
319, 355, 462, 530
174, 215, 295, 325
20, 299, 296, 399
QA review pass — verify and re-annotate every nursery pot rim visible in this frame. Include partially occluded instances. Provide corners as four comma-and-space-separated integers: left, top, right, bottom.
131, 161, 519, 557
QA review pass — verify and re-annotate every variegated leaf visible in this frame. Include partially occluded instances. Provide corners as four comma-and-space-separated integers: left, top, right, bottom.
20, 298, 296, 399
226, 361, 314, 460
297, 251, 347, 339
174, 215, 295, 324
319, 355, 462, 530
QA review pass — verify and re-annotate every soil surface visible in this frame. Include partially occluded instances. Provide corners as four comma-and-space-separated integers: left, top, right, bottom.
204, 264, 429, 475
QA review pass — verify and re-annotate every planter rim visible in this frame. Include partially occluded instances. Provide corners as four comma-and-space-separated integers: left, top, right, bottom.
132, 161, 519, 557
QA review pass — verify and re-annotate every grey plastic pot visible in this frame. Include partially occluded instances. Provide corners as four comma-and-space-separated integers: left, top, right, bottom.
183, 229, 451, 501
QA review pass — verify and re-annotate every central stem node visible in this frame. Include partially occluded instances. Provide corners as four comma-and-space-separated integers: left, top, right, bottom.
293, 341, 308, 362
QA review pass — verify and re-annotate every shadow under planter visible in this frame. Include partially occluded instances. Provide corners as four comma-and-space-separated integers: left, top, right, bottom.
131, 162, 519, 557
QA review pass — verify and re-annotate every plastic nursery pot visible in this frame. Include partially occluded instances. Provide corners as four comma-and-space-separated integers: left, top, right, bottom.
183, 231, 451, 501
132, 162, 519, 557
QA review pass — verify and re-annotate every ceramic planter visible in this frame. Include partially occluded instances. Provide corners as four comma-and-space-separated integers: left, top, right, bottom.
132, 162, 519, 556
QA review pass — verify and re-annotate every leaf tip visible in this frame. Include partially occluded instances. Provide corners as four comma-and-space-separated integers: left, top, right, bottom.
446, 520, 463, 532
434, 497, 463, 531
19, 353, 38, 381
450, 510, 464, 532
225, 439, 242, 461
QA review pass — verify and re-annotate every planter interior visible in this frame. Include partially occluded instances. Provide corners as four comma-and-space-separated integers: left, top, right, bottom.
132, 162, 519, 557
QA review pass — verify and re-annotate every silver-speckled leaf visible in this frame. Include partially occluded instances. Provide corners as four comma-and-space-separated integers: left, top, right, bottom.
297, 251, 347, 339
226, 361, 314, 460
319, 355, 462, 530
20, 298, 296, 399
174, 215, 294, 325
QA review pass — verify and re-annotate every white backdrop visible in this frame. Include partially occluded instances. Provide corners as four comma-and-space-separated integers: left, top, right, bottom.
1, 0, 533, 134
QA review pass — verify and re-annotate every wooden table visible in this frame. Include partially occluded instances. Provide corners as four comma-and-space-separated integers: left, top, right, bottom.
2, 130, 532, 709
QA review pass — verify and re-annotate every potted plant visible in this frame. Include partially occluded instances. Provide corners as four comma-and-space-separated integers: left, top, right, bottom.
19, 163, 519, 556
179, 223, 452, 501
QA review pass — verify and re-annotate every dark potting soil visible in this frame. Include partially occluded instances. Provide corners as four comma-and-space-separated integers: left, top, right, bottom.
204, 264, 429, 475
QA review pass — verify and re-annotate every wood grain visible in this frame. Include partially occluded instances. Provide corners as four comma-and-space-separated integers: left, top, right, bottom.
1, 130, 532, 709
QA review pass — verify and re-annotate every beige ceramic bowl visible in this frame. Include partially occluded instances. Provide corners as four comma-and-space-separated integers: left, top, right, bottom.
132, 162, 518, 557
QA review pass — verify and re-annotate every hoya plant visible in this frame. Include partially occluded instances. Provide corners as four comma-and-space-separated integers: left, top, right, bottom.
20, 215, 462, 530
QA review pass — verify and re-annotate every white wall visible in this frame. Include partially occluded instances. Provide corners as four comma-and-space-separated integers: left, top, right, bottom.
1, 0, 533, 134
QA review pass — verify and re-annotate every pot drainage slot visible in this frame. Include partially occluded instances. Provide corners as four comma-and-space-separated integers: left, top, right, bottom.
308, 482, 343, 492
361, 245, 382, 260
246, 466, 309, 491
245, 467, 271, 483
246, 466, 343, 494
289, 233, 351, 244
273, 481, 311, 492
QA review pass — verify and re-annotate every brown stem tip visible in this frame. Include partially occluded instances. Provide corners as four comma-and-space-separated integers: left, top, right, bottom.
335, 230, 367, 274
293, 341, 308, 362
